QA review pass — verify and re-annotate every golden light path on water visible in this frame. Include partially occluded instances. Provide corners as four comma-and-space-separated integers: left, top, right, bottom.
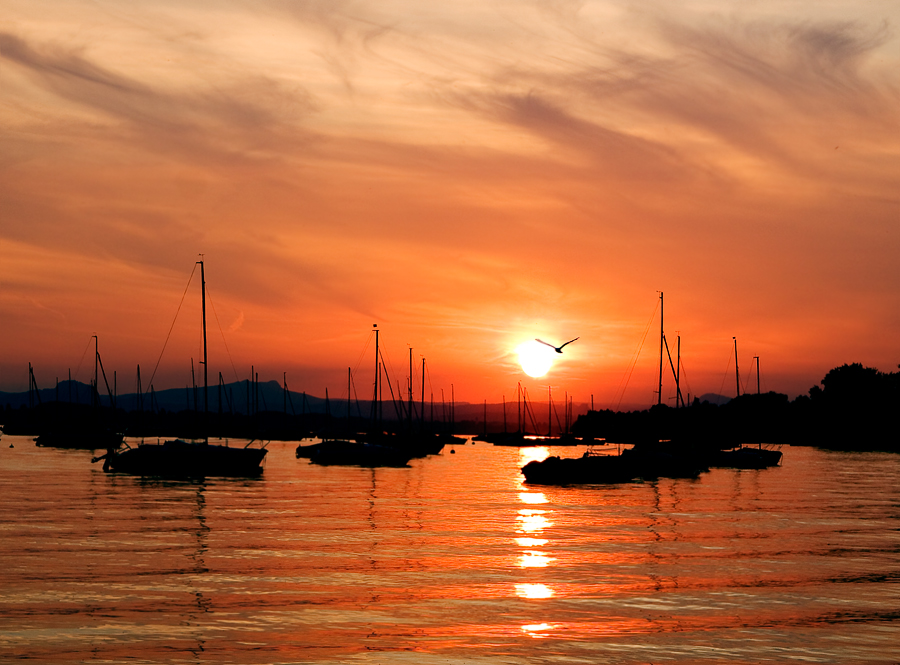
515, 451, 558, 636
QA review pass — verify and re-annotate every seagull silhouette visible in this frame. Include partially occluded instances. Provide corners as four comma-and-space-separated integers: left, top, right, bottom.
535, 337, 579, 354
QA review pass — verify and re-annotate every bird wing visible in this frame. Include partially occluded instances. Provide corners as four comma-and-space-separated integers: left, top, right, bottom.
558, 337, 580, 349
535, 339, 555, 348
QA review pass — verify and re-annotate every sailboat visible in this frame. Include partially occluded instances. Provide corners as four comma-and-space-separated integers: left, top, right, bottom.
34, 339, 124, 450
300, 325, 415, 468
704, 342, 783, 469
94, 260, 267, 477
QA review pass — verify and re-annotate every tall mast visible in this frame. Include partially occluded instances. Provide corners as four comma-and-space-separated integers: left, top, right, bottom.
755, 356, 760, 395
451, 384, 455, 433
93, 334, 99, 409
408, 347, 413, 430
676, 335, 682, 408
199, 260, 208, 419
547, 385, 552, 437
197, 255, 209, 443
373, 324, 380, 428
733, 337, 740, 397
657, 292, 664, 406
421, 357, 425, 431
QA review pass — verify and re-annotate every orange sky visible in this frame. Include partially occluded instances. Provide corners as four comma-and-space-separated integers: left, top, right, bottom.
2, 1, 898, 408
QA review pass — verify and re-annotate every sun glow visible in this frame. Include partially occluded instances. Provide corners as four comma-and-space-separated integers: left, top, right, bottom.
516, 340, 554, 378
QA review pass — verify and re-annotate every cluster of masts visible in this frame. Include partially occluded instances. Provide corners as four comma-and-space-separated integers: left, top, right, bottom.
656, 291, 763, 408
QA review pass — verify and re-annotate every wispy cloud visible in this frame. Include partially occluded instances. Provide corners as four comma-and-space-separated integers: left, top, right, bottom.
0, 31, 317, 163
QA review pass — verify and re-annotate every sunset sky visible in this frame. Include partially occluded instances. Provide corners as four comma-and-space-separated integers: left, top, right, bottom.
2, 0, 898, 409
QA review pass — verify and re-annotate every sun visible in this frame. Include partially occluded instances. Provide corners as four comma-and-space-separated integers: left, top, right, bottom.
516, 340, 555, 378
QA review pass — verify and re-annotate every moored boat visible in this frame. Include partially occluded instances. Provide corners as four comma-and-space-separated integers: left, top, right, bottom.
522, 450, 636, 485
93, 260, 267, 478
308, 439, 413, 468
707, 445, 783, 469
97, 438, 266, 477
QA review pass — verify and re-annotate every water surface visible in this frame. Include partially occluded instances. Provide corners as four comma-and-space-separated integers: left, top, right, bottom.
1, 436, 897, 663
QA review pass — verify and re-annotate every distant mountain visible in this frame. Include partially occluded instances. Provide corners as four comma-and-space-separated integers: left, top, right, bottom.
1, 380, 590, 432
0, 380, 332, 416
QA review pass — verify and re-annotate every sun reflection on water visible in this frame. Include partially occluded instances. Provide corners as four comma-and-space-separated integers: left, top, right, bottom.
518, 491, 548, 505
518, 550, 553, 567
519, 447, 550, 466
521, 622, 555, 638
515, 583, 554, 599
516, 509, 551, 533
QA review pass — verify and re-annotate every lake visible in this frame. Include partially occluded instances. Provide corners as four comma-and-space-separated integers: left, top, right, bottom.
0, 435, 897, 663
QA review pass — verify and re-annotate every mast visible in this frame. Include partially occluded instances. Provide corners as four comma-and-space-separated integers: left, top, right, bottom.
755, 356, 760, 395
136, 365, 142, 415
421, 357, 425, 431
657, 292, 664, 406
373, 324, 380, 428
547, 385, 552, 437
199, 259, 208, 441
408, 347, 413, 431
733, 336, 740, 397
517, 382, 522, 433
450, 384, 455, 434
676, 335, 682, 408
93, 334, 99, 409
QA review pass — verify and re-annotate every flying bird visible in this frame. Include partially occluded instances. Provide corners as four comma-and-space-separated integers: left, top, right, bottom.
535, 337, 579, 354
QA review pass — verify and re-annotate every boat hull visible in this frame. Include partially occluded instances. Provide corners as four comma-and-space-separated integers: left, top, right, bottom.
102, 440, 267, 477
522, 453, 637, 485
708, 446, 783, 469
36, 430, 123, 450
308, 440, 413, 468
522, 446, 708, 486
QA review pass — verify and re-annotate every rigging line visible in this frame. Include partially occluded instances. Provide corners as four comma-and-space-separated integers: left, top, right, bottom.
662, 335, 683, 405
204, 284, 242, 385
524, 388, 540, 434
350, 371, 363, 420
353, 332, 373, 379
146, 264, 198, 390
380, 344, 402, 404
679, 358, 693, 401
552, 394, 563, 433
72, 336, 93, 383
741, 360, 756, 395
611, 298, 660, 411
718, 344, 734, 398
424, 359, 436, 396
379, 348, 403, 421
